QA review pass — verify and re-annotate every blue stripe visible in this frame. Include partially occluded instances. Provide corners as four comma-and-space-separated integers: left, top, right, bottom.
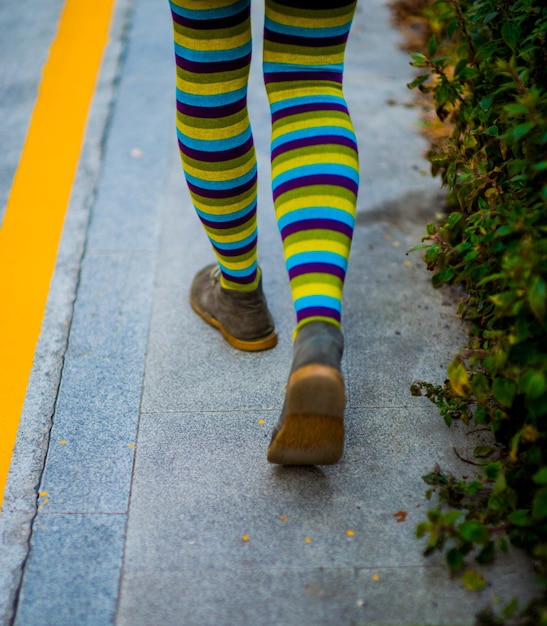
218, 260, 258, 278
269, 94, 345, 114
285, 251, 347, 272
264, 16, 352, 38
176, 86, 247, 108
294, 294, 342, 314
263, 61, 344, 75
212, 231, 256, 251
174, 41, 251, 64
278, 207, 355, 231
170, 0, 249, 21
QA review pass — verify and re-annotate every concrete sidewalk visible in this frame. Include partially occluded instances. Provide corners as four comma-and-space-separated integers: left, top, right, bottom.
0, 0, 538, 624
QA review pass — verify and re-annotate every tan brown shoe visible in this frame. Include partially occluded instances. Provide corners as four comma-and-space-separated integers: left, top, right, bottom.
267, 321, 345, 465
190, 264, 277, 351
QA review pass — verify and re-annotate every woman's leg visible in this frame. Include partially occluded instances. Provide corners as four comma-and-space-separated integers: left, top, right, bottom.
170, 0, 259, 291
170, 0, 277, 350
263, 0, 359, 335
264, 0, 359, 464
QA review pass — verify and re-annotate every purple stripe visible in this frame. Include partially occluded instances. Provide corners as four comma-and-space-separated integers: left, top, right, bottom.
175, 51, 251, 75
281, 218, 353, 240
188, 173, 256, 200
288, 262, 346, 281
273, 174, 358, 200
221, 270, 258, 286
297, 307, 341, 323
264, 27, 349, 49
177, 96, 246, 119
179, 136, 254, 163
264, 70, 342, 85
171, 6, 249, 30
201, 207, 256, 230
271, 135, 357, 160
214, 236, 257, 258
272, 101, 348, 123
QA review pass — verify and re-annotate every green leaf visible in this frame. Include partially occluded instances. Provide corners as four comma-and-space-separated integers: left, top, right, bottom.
479, 96, 493, 111
508, 509, 533, 527
447, 212, 462, 229
533, 467, 547, 485
459, 520, 488, 544
476, 541, 495, 565
484, 461, 503, 481
511, 122, 535, 141
501, 21, 521, 50
532, 487, 547, 520
446, 18, 458, 39
446, 547, 464, 573
483, 11, 498, 24
462, 568, 487, 592
410, 52, 428, 68
432, 267, 455, 288
473, 445, 494, 458
427, 36, 437, 57
448, 358, 470, 397
504, 103, 528, 116
471, 373, 490, 401
422, 472, 449, 486
528, 277, 546, 322
492, 377, 516, 408
408, 74, 430, 90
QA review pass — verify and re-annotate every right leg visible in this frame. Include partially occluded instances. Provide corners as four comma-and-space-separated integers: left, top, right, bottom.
263, 0, 359, 464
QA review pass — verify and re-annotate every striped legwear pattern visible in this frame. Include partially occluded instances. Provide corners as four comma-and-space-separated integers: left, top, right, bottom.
170, 0, 359, 329
264, 0, 359, 332
169, 0, 259, 291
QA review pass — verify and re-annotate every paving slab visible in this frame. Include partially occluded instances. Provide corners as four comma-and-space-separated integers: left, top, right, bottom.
0, 0, 540, 624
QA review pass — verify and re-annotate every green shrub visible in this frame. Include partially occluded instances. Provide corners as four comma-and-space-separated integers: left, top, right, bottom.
401, 0, 547, 622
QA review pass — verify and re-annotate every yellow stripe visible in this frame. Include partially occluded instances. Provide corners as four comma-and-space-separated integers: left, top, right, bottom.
174, 31, 247, 52
0, 0, 116, 510
176, 75, 247, 97
183, 159, 255, 183
177, 116, 249, 141
292, 282, 342, 301
263, 51, 345, 66
285, 239, 349, 259
266, 85, 343, 105
272, 117, 354, 142
266, 5, 353, 29
275, 194, 355, 220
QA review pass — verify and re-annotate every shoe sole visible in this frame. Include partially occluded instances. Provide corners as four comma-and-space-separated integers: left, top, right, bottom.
267, 364, 345, 465
190, 295, 278, 352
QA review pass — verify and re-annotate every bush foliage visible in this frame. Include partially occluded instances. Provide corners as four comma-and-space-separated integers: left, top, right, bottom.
394, 0, 547, 622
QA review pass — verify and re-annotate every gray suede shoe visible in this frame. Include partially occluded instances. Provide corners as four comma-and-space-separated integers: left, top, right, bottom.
190, 264, 277, 351
267, 321, 345, 465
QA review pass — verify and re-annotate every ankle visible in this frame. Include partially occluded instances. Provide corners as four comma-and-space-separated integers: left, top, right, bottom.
292, 321, 344, 373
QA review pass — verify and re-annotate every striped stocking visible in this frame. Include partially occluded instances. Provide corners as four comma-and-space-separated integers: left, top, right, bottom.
264, 0, 359, 332
169, 0, 259, 291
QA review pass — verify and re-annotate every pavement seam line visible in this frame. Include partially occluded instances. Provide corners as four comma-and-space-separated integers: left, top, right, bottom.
0, 0, 116, 510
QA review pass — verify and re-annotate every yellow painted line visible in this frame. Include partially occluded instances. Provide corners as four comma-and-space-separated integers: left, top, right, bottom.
0, 0, 116, 510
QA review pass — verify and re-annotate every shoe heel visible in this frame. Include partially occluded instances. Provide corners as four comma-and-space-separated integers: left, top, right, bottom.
267, 365, 345, 465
